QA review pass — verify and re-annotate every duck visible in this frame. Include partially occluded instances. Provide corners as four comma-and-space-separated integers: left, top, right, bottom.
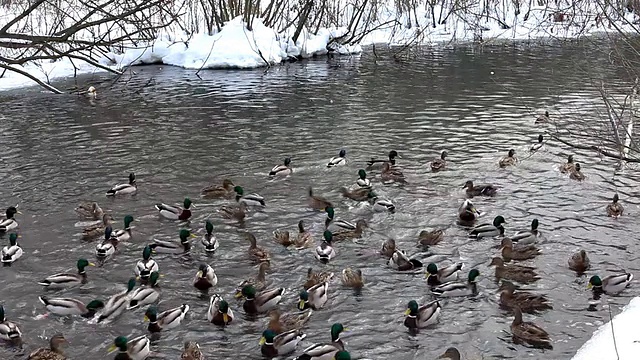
144, 304, 189, 332
27, 334, 67, 360
0, 305, 21, 342
38, 296, 104, 317
298, 274, 333, 310
127, 271, 161, 310
207, 294, 234, 326
568, 249, 590, 273
499, 149, 518, 168
356, 169, 371, 188
193, 263, 217, 291
457, 199, 480, 224
108, 335, 150, 360
560, 154, 575, 173
368, 192, 396, 212
267, 309, 312, 334
181, 341, 204, 360
155, 198, 193, 220
74, 202, 103, 220
508, 219, 540, 245
437, 347, 462, 360
292, 323, 346, 360
87, 85, 97, 97
381, 162, 406, 183
469, 216, 506, 238
150, 229, 196, 254
270, 157, 293, 176
425, 262, 463, 286
366, 150, 399, 170
95, 226, 118, 260
339, 187, 370, 201
260, 329, 306, 358
324, 207, 358, 232
462, 180, 497, 197
489, 257, 540, 283
97, 278, 137, 323
501, 238, 540, 262
304, 267, 334, 290
510, 306, 552, 349
606, 193, 624, 217
388, 249, 423, 271
246, 232, 270, 263
498, 280, 552, 314
588, 273, 633, 295
380, 238, 396, 259
530, 135, 544, 152
201, 179, 235, 199
135, 245, 159, 282
418, 229, 444, 246
200, 220, 219, 253
332, 219, 367, 241
327, 150, 347, 167
112, 215, 134, 241
39, 258, 95, 289
106, 172, 137, 196
430, 150, 447, 172
1, 233, 23, 265
404, 300, 441, 330
308, 187, 333, 210
535, 110, 550, 124
315, 230, 336, 264
431, 269, 480, 297
570, 163, 585, 181
219, 202, 247, 221
273, 220, 314, 249
240, 285, 286, 314
234, 186, 266, 206
341, 268, 364, 289
234, 261, 270, 298
82, 213, 113, 240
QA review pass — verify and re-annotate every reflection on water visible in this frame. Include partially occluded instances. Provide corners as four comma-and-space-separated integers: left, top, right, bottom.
1, 42, 639, 359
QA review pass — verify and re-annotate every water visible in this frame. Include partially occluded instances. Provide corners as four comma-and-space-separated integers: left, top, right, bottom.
1, 41, 640, 359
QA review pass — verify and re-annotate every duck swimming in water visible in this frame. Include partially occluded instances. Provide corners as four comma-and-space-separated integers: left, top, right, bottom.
366, 150, 399, 170
270, 157, 292, 176
106, 172, 137, 196
327, 149, 347, 167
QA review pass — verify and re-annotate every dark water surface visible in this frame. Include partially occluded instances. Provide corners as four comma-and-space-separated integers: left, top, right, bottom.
1, 42, 639, 359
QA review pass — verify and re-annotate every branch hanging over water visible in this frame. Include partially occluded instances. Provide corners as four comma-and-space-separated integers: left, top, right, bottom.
550, 134, 640, 163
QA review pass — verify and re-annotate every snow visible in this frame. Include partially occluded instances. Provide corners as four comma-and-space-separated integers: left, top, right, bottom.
571, 296, 640, 360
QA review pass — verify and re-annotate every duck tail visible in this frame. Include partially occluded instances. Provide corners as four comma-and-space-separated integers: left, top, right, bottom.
154, 203, 163, 211
38, 296, 49, 306
308, 187, 313, 197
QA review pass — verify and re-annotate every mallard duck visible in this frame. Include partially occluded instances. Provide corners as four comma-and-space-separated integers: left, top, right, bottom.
498, 280, 552, 314
267, 309, 312, 334
234, 186, 265, 206
315, 230, 336, 264
28, 334, 67, 360
341, 268, 364, 289
82, 213, 113, 240
0, 206, 19, 232
425, 263, 463, 286
510, 306, 552, 349
308, 187, 333, 210
292, 323, 346, 360
0, 305, 21, 341
388, 249, 423, 271
430, 150, 447, 172
606, 193, 624, 218
219, 202, 247, 221
1, 233, 23, 265
535, 110, 550, 124
106, 172, 137, 196
570, 163, 585, 181
332, 219, 367, 241
324, 207, 358, 232
418, 229, 444, 246
501, 238, 540, 261
462, 180, 497, 197
381, 162, 406, 183
380, 238, 396, 259
260, 329, 306, 358
304, 267, 334, 290
201, 220, 219, 253
270, 157, 293, 176
568, 249, 590, 273
97, 278, 136, 323
489, 257, 539, 283
201, 179, 235, 199
95, 226, 118, 260
508, 219, 540, 245
340, 187, 370, 201
368, 192, 396, 212
144, 304, 189, 332
327, 150, 347, 167
207, 294, 234, 326
74, 202, 103, 220
298, 274, 333, 310
112, 215, 134, 241
560, 154, 575, 173
108, 335, 150, 360
273, 220, 314, 249
437, 347, 462, 360
241, 285, 285, 314
135, 245, 159, 282
366, 150, 399, 170
38, 296, 104, 317
356, 169, 371, 188
235, 261, 270, 297
155, 198, 193, 220
469, 216, 506, 238
530, 135, 544, 153
458, 199, 480, 224
150, 229, 196, 254
588, 273, 633, 295
404, 300, 441, 330
181, 341, 204, 360
246, 232, 270, 263
128, 271, 161, 310
431, 269, 479, 297
193, 263, 217, 291
499, 149, 518, 167
38, 258, 95, 289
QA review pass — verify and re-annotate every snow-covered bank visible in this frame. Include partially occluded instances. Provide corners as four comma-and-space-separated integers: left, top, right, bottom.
571, 297, 640, 360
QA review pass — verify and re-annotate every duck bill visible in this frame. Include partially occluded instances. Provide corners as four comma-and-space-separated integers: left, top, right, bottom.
143, 315, 149, 322
234, 291, 243, 299
404, 309, 411, 315
298, 300, 306, 310
587, 283, 593, 289
223, 313, 229, 323
190, 233, 197, 238
89, 262, 96, 266
259, 337, 266, 346
196, 271, 203, 278
107, 345, 117, 353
